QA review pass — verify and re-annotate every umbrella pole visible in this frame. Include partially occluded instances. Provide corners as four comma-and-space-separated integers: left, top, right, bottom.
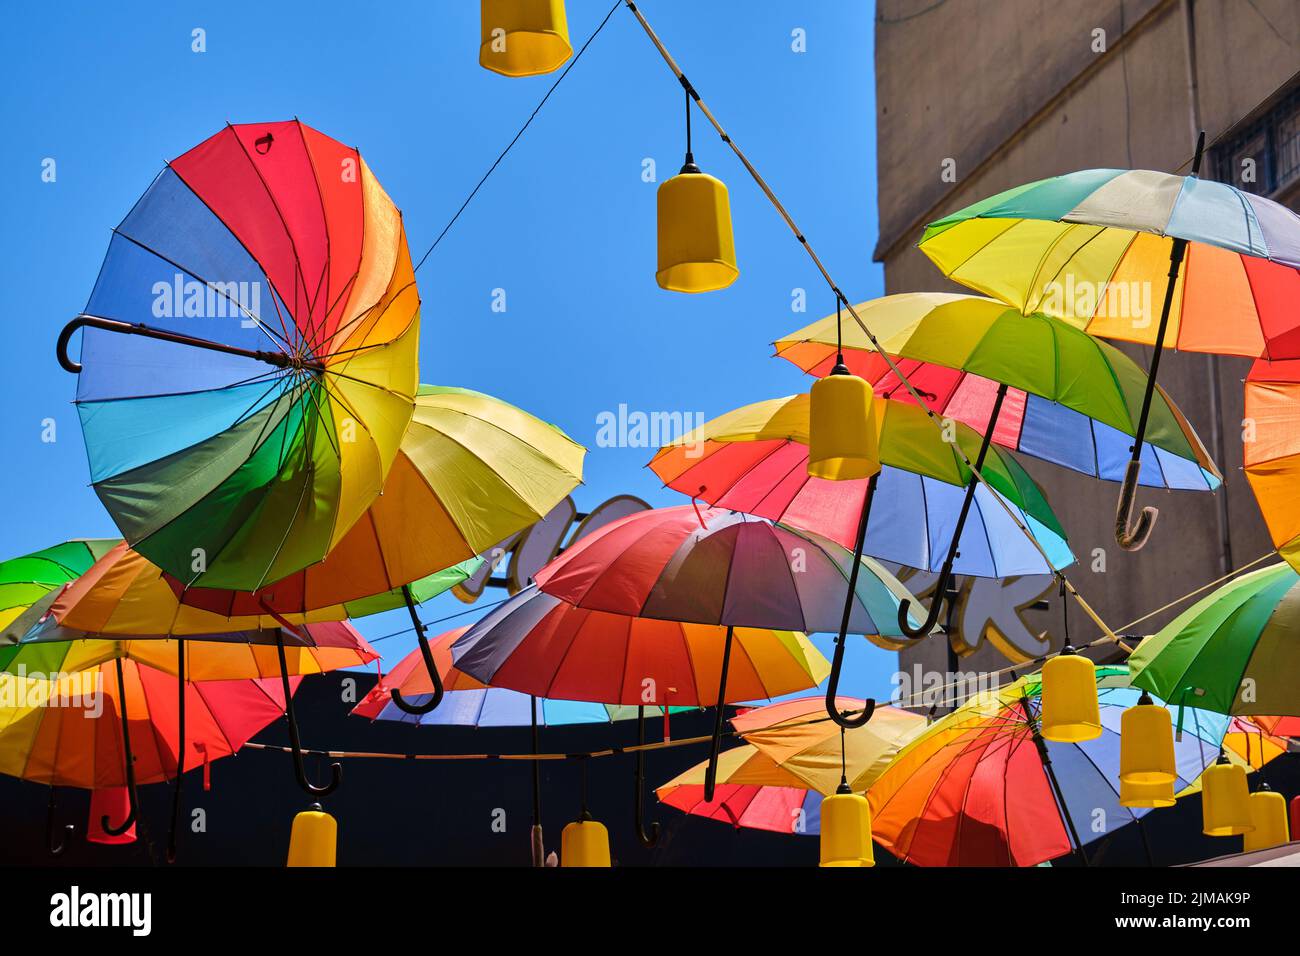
274, 629, 342, 796
1135, 815, 1156, 866
530, 696, 544, 867
899, 382, 1010, 637
166, 638, 185, 863
634, 704, 661, 847
1116, 131, 1205, 551
101, 657, 140, 837
390, 584, 444, 716
1024, 692, 1090, 867
826, 472, 879, 729
703, 625, 735, 802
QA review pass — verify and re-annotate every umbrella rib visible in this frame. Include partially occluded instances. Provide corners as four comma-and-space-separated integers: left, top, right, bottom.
102, 230, 294, 356
290, 119, 335, 355
225, 124, 315, 358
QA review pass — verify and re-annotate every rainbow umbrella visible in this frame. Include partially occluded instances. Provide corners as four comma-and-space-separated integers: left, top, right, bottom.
0, 540, 379, 854
0, 659, 298, 855
657, 697, 925, 836
0, 540, 118, 632
1244, 358, 1300, 571
529, 505, 919, 798
774, 293, 1219, 492
867, 666, 1235, 867
56, 121, 420, 592
355, 624, 694, 861
916, 143, 1300, 549
451, 583, 831, 846
1128, 562, 1300, 719
6, 607, 376, 857
649, 391, 1073, 575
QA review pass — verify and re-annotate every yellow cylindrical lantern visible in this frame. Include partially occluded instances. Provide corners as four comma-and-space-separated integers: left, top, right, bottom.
560, 817, 611, 867
479, 0, 572, 77
808, 372, 881, 481
1039, 649, 1101, 743
1119, 693, 1176, 785
286, 804, 337, 867
819, 789, 875, 867
1201, 758, 1254, 837
656, 171, 738, 293
1119, 778, 1176, 809
1243, 787, 1289, 852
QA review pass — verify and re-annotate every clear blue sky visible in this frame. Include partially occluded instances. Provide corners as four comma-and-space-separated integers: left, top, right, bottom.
0, 2, 890, 697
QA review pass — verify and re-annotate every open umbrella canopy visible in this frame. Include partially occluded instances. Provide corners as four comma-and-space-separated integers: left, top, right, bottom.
1128, 562, 1300, 718
657, 697, 926, 836
1, 618, 377, 682
64, 121, 421, 592
352, 625, 693, 726
731, 696, 927, 793
533, 505, 925, 637
450, 585, 830, 707
867, 666, 1233, 867
656, 743, 823, 835
917, 168, 1300, 357
1244, 358, 1300, 571
774, 293, 1219, 490
649, 392, 1073, 575
0, 659, 297, 788
0, 541, 119, 632
167, 385, 584, 615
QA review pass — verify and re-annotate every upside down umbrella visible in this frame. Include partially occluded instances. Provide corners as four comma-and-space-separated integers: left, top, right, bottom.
529, 505, 919, 799
57, 121, 421, 592
354, 624, 694, 861
1243, 359, 1300, 571
1128, 562, 1300, 720
917, 137, 1300, 549
657, 697, 925, 836
0, 659, 299, 855
867, 666, 1234, 866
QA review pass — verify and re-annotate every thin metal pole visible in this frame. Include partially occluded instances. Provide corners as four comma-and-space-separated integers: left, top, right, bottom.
703, 626, 735, 801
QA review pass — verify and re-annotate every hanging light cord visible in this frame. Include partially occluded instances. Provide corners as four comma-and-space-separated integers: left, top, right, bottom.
620, 0, 1119, 644
411, 0, 623, 274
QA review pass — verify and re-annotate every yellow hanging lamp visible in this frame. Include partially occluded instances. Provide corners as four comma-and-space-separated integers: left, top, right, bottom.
1119, 778, 1176, 809
1201, 752, 1254, 837
560, 812, 611, 867
479, 0, 573, 77
820, 782, 875, 867
1119, 691, 1176, 785
1039, 645, 1101, 743
286, 803, 337, 867
656, 86, 738, 293
808, 299, 881, 481
1243, 784, 1290, 852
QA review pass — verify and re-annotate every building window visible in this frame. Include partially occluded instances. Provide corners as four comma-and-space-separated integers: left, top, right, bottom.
1213, 86, 1300, 201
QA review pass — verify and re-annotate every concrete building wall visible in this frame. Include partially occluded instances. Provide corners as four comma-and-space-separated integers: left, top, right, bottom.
873, 0, 1300, 684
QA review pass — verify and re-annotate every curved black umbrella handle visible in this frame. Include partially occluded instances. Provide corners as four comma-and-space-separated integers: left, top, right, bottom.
103, 657, 141, 836
1115, 460, 1157, 551
827, 471, 879, 729
56, 314, 319, 376
634, 705, 660, 848
46, 789, 73, 856
897, 577, 948, 639
389, 585, 444, 716
274, 629, 341, 797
